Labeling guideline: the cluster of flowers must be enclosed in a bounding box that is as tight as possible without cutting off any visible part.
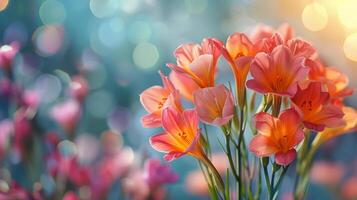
[140,23,357,199]
[0,43,177,199]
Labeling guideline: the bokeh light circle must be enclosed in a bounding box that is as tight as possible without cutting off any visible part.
[39,0,66,25]
[302,2,328,32]
[34,74,62,103]
[343,33,357,62]
[337,0,357,29]
[86,90,115,118]
[132,42,159,70]
[89,0,119,18]
[33,25,64,57]
[128,21,152,43]
[0,0,9,12]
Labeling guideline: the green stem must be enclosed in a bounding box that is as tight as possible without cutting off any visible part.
[270,169,276,200]
[201,154,225,194]
[225,134,240,183]
[262,158,271,195]
[273,166,289,194]
[237,108,245,198]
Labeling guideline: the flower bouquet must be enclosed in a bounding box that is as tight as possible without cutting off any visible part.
[140,23,357,200]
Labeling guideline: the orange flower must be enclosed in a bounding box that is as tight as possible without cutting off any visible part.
[149,107,204,161]
[249,108,304,166]
[291,82,345,132]
[169,71,200,102]
[140,71,182,128]
[167,38,222,88]
[193,84,235,126]
[246,45,309,97]
[313,106,357,146]
[307,61,353,105]
[220,32,255,108]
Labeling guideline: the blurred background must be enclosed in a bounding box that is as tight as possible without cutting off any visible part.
[0,0,357,199]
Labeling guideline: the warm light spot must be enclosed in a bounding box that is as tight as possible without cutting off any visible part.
[343,33,357,62]
[302,2,328,32]
[0,0,9,12]
[337,0,357,29]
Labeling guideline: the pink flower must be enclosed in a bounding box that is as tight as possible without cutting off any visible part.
[249,108,304,166]
[167,38,222,88]
[69,75,88,102]
[193,84,235,126]
[169,71,200,102]
[246,45,309,97]
[50,99,81,134]
[0,42,19,72]
[143,158,178,189]
[140,71,182,128]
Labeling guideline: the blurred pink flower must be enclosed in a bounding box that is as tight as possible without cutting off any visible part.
[59,156,91,187]
[310,161,344,186]
[193,84,235,126]
[0,119,13,161]
[143,158,178,189]
[87,131,131,198]
[0,78,12,96]
[21,90,40,110]
[341,176,357,199]
[50,99,81,134]
[0,182,34,200]
[13,109,33,158]
[69,75,88,102]
[63,191,79,200]
[0,42,19,72]
[123,170,150,200]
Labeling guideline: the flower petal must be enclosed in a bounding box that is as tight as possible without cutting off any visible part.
[249,135,278,157]
[275,149,297,166]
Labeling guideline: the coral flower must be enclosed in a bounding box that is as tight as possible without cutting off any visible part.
[143,158,178,189]
[249,23,294,44]
[313,106,357,146]
[249,108,304,166]
[169,71,200,101]
[150,107,204,161]
[291,82,345,132]
[167,38,222,88]
[220,32,255,108]
[246,45,309,96]
[193,84,235,126]
[307,61,353,105]
[140,71,182,128]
